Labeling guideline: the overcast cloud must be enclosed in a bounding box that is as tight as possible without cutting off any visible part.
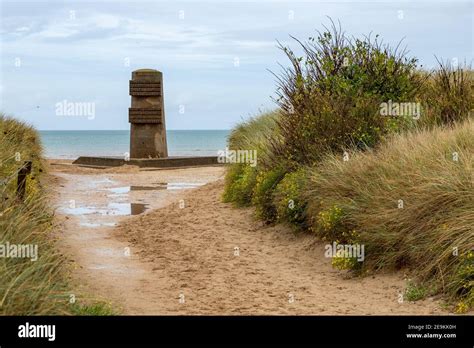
[0,0,472,130]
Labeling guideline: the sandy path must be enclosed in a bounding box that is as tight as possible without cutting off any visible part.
[50,161,445,315]
[114,181,445,315]
[48,161,224,313]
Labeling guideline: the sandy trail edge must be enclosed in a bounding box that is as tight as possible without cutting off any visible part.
[113,180,446,315]
[48,161,446,314]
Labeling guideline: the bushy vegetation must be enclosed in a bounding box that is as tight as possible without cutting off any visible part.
[273,167,309,227]
[222,164,258,206]
[223,21,474,312]
[252,167,286,222]
[271,21,423,166]
[223,111,281,206]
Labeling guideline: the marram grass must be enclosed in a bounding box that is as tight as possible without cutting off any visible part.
[224,115,473,311]
[0,114,114,315]
[0,114,71,315]
[305,119,473,311]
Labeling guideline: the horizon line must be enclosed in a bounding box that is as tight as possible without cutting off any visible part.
[38,129,231,131]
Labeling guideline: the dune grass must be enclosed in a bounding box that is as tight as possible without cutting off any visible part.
[306,120,473,311]
[224,111,473,312]
[0,114,72,314]
[0,114,116,315]
[227,110,281,169]
[223,111,282,206]
[223,22,473,312]
[420,60,474,127]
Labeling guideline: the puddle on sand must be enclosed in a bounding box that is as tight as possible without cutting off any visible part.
[165,182,205,190]
[107,186,130,194]
[59,180,203,229]
[110,202,148,215]
[130,185,161,191]
[60,203,148,216]
[107,182,204,194]
[60,206,97,215]
[90,177,115,187]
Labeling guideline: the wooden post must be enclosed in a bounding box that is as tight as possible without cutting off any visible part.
[17,161,32,200]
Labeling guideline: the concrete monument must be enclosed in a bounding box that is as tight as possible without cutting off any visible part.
[129,69,168,158]
[73,69,220,167]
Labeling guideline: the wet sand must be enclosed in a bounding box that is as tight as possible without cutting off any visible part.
[48,160,446,315]
[47,160,224,313]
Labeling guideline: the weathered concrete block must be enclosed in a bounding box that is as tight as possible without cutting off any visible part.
[129,69,168,158]
[72,156,222,168]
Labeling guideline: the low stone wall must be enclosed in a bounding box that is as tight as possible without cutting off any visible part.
[72,156,221,168]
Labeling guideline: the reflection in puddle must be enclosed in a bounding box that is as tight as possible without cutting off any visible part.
[60,206,99,215]
[60,203,148,216]
[107,182,204,194]
[109,202,148,215]
[59,180,203,229]
[108,186,130,194]
[131,185,160,191]
[165,182,205,190]
[90,177,114,187]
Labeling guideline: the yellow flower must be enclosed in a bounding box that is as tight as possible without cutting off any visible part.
[455,301,469,314]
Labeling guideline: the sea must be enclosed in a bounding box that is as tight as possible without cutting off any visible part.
[39,130,230,159]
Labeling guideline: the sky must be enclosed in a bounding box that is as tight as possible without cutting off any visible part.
[0,0,472,130]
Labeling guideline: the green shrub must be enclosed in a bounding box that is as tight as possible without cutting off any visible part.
[452,250,474,313]
[223,164,258,207]
[405,281,429,302]
[71,301,116,315]
[223,111,284,207]
[331,252,361,271]
[273,167,309,227]
[223,163,244,203]
[272,21,423,166]
[316,205,344,235]
[252,167,287,222]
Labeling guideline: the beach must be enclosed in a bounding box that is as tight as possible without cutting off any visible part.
[1,1,472,344]
[48,160,446,315]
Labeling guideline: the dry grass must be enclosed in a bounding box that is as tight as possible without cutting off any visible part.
[0,114,73,314]
[306,120,473,310]
[420,60,474,127]
[227,110,281,169]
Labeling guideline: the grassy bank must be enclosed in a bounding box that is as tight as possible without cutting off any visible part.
[223,22,473,312]
[224,115,473,314]
[0,114,114,315]
[306,120,473,312]
[0,114,71,314]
